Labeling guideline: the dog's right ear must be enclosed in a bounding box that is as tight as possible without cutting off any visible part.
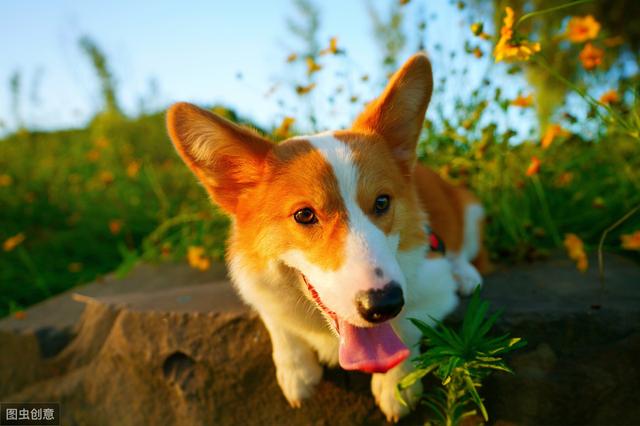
[167,102,273,215]
[352,53,433,175]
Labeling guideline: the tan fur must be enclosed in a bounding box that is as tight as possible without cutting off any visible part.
[350,54,487,271]
[352,54,433,175]
[334,130,428,252]
[231,139,351,273]
[167,102,272,214]
[414,166,490,273]
[166,52,486,422]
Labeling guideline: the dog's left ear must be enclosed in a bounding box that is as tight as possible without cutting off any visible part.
[166,102,273,215]
[352,53,433,172]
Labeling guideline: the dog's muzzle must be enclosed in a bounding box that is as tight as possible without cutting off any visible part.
[355,282,404,323]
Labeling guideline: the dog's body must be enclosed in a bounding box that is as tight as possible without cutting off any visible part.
[167,53,487,422]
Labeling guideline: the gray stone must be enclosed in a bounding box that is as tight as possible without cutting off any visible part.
[0,253,639,425]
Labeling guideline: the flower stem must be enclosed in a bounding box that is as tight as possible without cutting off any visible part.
[598,203,640,288]
[515,0,593,30]
[532,176,562,246]
[534,56,637,138]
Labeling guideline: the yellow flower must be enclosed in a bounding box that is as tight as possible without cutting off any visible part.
[495,39,540,62]
[109,219,123,235]
[511,94,533,107]
[3,233,25,252]
[86,149,101,162]
[541,124,570,149]
[470,22,492,40]
[556,171,574,187]
[473,47,483,58]
[579,43,604,70]
[126,161,141,178]
[295,83,316,95]
[320,37,340,55]
[306,57,322,75]
[599,90,620,105]
[286,53,297,63]
[187,246,211,271]
[526,156,541,177]
[274,116,295,139]
[564,233,588,272]
[98,170,115,185]
[576,256,588,272]
[94,137,110,149]
[0,174,13,187]
[566,15,600,43]
[494,7,541,62]
[621,231,640,250]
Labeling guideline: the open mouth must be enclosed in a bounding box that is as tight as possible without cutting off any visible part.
[301,274,409,373]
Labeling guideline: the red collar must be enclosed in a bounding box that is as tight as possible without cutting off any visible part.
[428,231,446,255]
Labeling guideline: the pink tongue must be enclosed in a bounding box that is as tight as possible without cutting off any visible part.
[337,318,410,373]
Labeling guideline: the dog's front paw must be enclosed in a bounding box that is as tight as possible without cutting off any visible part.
[451,259,483,296]
[275,359,323,408]
[372,370,423,423]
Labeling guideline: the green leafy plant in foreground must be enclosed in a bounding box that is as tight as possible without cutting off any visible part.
[397,290,527,426]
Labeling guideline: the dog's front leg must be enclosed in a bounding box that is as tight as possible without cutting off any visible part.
[261,316,323,408]
[373,257,460,422]
[371,319,423,423]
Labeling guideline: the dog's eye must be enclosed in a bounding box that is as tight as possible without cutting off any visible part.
[374,195,391,215]
[294,208,318,225]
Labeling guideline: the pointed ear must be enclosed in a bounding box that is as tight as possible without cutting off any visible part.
[166,102,273,214]
[352,53,433,171]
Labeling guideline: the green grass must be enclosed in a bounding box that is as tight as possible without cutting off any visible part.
[0,111,229,317]
[1,103,639,318]
[419,126,640,261]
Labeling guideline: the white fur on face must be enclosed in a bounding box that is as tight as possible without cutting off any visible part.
[279,132,406,327]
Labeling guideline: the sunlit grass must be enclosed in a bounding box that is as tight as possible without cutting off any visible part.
[1,1,639,318]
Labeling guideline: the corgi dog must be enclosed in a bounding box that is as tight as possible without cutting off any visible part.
[166,53,487,422]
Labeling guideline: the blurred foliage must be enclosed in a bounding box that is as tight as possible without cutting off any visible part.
[469,0,640,125]
[286,0,321,58]
[79,36,121,117]
[0,112,231,317]
[9,71,23,131]
[282,0,323,131]
[366,0,407,73]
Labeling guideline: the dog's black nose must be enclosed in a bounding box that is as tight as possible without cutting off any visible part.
[356,282,404,323]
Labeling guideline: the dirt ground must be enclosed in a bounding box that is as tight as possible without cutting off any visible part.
[1,253,639,425]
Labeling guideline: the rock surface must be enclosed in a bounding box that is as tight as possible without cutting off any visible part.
[1,253,639,425]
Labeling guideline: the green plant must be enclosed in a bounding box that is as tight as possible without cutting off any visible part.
[397,290,526,425]
[79,36,121,117]
[9,70,23,130]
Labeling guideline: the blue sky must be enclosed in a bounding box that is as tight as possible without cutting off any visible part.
[0,0,534,135]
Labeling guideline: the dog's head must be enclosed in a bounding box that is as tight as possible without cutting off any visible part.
[167,53,433,373]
